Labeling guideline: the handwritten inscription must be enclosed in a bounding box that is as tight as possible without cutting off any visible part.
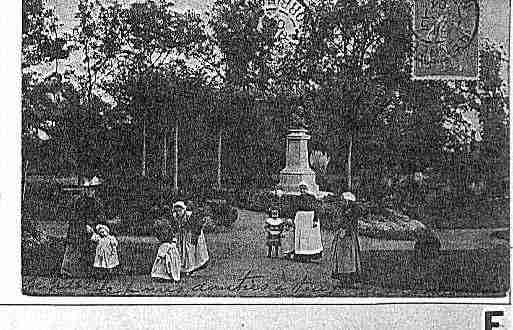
[23,269,345,296]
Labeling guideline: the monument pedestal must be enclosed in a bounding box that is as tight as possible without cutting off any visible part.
[278,128,319,194]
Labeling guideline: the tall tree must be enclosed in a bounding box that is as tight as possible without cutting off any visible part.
[22,0,71,201]
[285,0,412,190]
[98,0,207,182]
[208,0,281,189]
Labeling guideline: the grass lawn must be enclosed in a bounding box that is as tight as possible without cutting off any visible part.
[413,197,509,230]
[23,210,509,297]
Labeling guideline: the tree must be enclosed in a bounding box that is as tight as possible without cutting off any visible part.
[208,0,282,189]
[22,0,72,203]
[95,0,207,184]
[73,0,123,113]
[455,41,510,196]
[283,0,412,190]
[22,0,70,70]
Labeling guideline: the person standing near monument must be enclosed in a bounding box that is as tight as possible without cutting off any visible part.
[263,206,285,258]
[291,182,323,262]
[329,192,362,285]
[60,177,106,278]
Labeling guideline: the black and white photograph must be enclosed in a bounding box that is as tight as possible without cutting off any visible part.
[20,0,510,300]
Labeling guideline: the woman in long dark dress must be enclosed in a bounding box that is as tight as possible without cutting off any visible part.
[173,201,210,275]
[330,192,362,284]
[60,179,106,278]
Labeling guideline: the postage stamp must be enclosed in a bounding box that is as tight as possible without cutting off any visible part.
[19,0,509,314]
[412,0,480,79]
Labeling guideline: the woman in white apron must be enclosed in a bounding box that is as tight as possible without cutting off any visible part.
[292,182,323,262]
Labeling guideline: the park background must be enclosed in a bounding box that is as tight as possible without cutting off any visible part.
[19,0,510,297]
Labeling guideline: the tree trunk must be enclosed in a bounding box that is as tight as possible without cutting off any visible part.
[162,131,168,179]
[347,132,353,191]
[174,122,178,191]
[142,112,147,177]
[21,159,29,206]
[85,42,93,116]
[347,102,359,192]
[54,29,59,75]
[217,128,223,190]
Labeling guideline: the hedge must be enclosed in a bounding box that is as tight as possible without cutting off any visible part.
[23,179,239,236]
[217,189,440,250]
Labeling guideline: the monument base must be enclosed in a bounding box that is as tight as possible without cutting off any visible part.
[279,168,319,194]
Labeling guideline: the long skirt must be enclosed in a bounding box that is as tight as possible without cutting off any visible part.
[330,228,361,278]
[151,243,181,281]
[294,211,323,257]
[60,242,94,278]
[180,230,210,274]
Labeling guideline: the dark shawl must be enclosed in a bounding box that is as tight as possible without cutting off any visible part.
[66,195,104,246]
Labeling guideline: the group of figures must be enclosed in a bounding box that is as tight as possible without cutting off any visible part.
[150,201,210,282]
[59,178,361,286]
[59,179,210,283]
[60,178,115,278]
[264,183,363,284]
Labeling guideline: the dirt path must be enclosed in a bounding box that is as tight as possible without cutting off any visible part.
[39,210,510,251]
[24,210,509,296]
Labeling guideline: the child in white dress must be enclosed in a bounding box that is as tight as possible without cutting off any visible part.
[90,224,119,278]
[151,218,181,282]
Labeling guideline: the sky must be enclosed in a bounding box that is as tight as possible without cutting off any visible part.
[46,0,510,44]
[44,0,510,80]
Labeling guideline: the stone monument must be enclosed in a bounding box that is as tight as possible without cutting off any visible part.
[278,106,319,194]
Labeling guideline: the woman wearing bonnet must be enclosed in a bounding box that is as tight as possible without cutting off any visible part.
[60,176,106,278]
[330,192,363,285]
[173,201,210,275]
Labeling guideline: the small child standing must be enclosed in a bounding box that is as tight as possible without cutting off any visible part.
[264,207,284,258]
[90,224,119,278]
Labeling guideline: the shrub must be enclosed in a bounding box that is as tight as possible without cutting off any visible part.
[310,150,330,175]
[221,188,352,230]
[24,176,239,234]
[206,199,239,228]
[23,182,69,222]
[226,189,282,212]
[316,200,349,231]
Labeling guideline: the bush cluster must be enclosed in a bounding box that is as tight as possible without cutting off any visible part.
[23,178,239,236]
[220,188,352,230]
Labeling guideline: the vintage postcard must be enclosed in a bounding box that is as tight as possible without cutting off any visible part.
[16,0,511,321]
